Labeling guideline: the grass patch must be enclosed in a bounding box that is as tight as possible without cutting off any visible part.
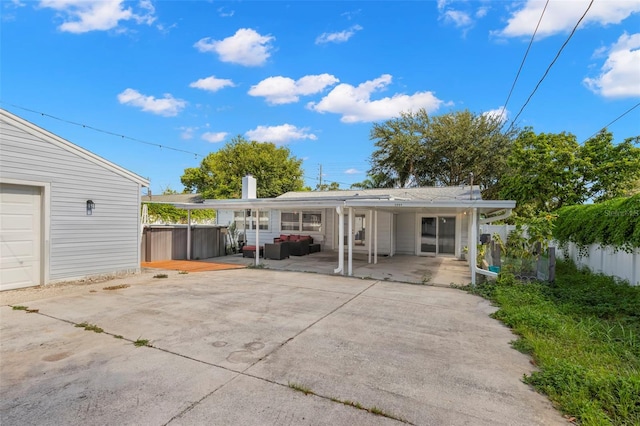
[12,305,28,310]
[464,260,640,425]
[134,338,150,347]
[178,270,189,274]
[25,308,39,313]
[153,274,168,279]
[113,335,123,339]
[247,263,267,269]
[287,382,409,423]
[287,381,312,395]
[103,284,130,290]
[75,322,104,333]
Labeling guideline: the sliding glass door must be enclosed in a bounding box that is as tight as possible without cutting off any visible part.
[419,216,456,256]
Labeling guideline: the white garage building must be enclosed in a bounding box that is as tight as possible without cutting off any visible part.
[0,109,149,291]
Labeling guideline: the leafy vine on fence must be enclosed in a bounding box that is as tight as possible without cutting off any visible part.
[553,195,640,255]
[144,203,216,224]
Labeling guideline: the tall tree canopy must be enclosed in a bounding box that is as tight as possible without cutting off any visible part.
[181,136,306,198]
[500,128,640,217]
[368,109,516,198]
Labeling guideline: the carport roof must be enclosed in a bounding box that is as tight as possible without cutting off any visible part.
[168,189,515,215]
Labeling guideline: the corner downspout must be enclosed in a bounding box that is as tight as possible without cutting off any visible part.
[367,209,372,264]
[187,209,192,260]
[255,208,260,266]
[470,207,478,286]
[348,207,353,276]
[374,210,378,264]
[334,205,344,274]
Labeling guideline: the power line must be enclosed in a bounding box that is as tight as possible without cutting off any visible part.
[506,0,595,133]
[499,0,550,123]
[1,102,207,159]
[582,102,640,143]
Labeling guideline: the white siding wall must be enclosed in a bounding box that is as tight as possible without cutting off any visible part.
[220,208,329,247]
[373,211,392,254]
[0,121,142,282]
[324,208,334,249]
[395,212,416,254]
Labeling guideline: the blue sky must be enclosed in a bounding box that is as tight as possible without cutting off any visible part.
[2,0,639,195]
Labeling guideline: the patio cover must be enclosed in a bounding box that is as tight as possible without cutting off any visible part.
[166,193,516,286]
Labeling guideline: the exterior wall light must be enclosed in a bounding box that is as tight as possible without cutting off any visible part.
[86,200,95,215]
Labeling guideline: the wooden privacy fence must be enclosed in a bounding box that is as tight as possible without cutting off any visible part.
[141,225,227,262]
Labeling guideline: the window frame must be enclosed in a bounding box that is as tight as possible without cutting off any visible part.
[280,210,323,233]
[233,210,269,231]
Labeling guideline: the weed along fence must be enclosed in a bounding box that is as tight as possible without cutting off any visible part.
[555,244,639,286]
[141,225,227,262]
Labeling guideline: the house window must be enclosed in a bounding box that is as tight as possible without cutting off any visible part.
[280,212,300,231]
[234,210,269,232]
[280,211,322,233]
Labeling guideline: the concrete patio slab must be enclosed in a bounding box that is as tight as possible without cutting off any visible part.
[0,305,236,426]
[0,269,564,426]
[209,252,472,286]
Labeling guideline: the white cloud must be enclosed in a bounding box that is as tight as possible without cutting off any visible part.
[189,76,235,92]
[442,10,472,28]
[483,106,509,123]
[217,7,234,17]
[495,0,640,39]
[316,25,363,44]
[180,126,195,140]
[38,0,156,33]
[245,124,317,145]
[584,32,640,98]
[194,28,274,66]
[117,88,186,116]
[202,132,228,143]
[249,74,339,104]
[307,74,444,123]
[344,168,362,174]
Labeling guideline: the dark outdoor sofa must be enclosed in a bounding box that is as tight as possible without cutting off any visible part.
[273,234,321,256]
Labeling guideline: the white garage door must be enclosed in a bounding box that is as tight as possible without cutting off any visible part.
[0,183,42,291]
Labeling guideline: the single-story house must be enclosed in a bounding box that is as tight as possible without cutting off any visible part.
[0,108,149,291]
[172,176,516,285]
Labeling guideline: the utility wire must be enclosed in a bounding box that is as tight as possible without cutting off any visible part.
[1,102,207,159]
[499,0,550,124]
[582,102,640,143]
[506,0,595,133]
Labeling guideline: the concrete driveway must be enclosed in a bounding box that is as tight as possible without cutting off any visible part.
[0,269,564,426]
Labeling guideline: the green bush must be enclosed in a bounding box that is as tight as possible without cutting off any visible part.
[554,195,640,254]
[467,260,640,425]
[144,203,216,224]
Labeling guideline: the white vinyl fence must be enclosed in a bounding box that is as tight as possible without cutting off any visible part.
[555,243,639,287]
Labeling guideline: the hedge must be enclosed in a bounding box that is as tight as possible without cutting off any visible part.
[553,195,640,254]
[144,203,216,224]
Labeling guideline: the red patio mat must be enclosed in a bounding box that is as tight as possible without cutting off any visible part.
[141,260,246,272]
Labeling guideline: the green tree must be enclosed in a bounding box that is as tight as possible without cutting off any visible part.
[420,110,516,198]
[350,172,395,189]
[500,129,586,216]
[315,181,341,191]
[181,136,305,198]
[500,128,640,217]
[367,109,515,197]
[579,131,640,202]
[369,109,427,188]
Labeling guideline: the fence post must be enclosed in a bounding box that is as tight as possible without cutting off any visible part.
[549,247,556,283]
[491,242,501,268]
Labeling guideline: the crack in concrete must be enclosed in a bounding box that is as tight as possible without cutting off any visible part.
[11,280,412,425]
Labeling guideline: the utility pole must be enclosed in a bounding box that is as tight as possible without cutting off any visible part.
[319,164,323,188]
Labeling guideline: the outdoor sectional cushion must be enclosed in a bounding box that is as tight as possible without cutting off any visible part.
[289,239,310,256]
[265,242,290,260]
[242,245,263,258]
